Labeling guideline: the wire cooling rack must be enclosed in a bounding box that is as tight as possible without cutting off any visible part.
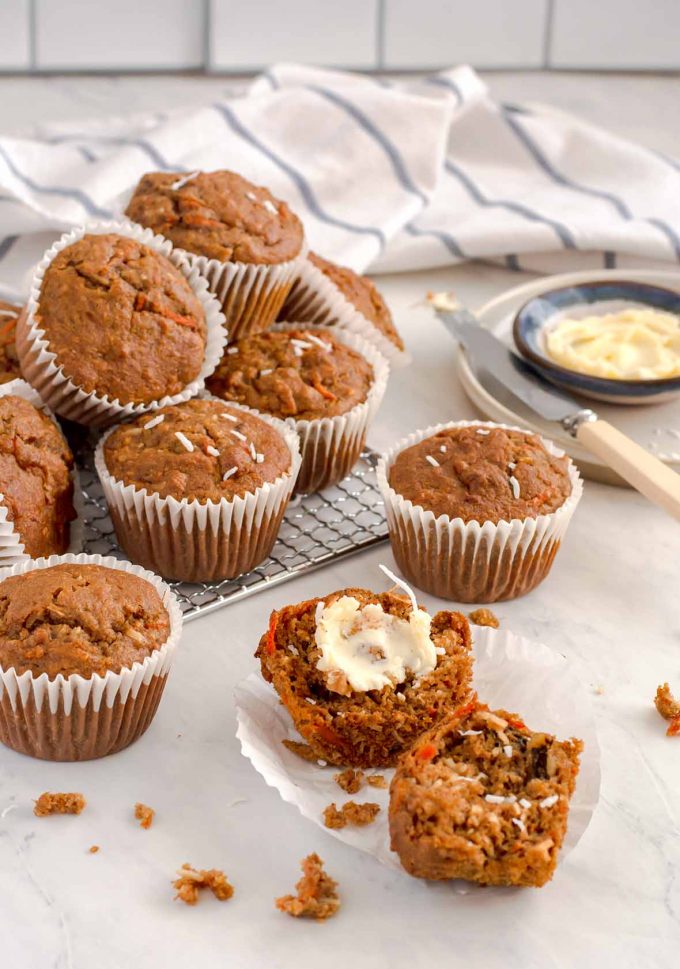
[76,445,389,622]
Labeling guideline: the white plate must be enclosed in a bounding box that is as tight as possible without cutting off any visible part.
[235,626,600,893]
[455,268,680,486]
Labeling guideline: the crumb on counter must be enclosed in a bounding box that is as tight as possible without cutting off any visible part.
[323,801,380,829]
[334,768,364,794]
[88,845,99,854]
[593,685,605,696]
[276,853,340,921]
[655,683,680,736]
[34,792,86,817]
[366,774,387,789]
[426,291,460,312]
[282,739,319,763]
[468,608,500,629]
[173,864,234,905]
[135,802,155,829]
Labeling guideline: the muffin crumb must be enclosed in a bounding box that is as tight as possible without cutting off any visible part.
[135,802,155,829]
[366,774,387,789]
[468,608,500,629]
[173,864,234,905]
[276,853,340,921]
[88,845,100,854]
[283,739,319,762]
[334,769,364,793]
[34,792,86,817]
[323,801,380,829]
[655,683,680,736]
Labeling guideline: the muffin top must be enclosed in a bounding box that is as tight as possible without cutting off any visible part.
[0,300,22,384]
[0,395,75,558]
[206,329,374,421]
[125,170,304,265]
[308,252,404,351]
[103,397,292,502]
[37,233,207,405]
[0,563,170,678]
[388,425,571,524]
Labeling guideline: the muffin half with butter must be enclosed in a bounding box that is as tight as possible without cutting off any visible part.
[256,573,473,768]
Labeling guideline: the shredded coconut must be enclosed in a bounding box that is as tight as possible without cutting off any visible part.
[306,333,332,351]
[206,445,220,457]
[220,412,238,421]
[476,428,490,435]
[226,346,239,355]
[231,429,247,442]
[503,745,513,758]
[256,452,264,464]
[259,368,273,376]
[263,199,278,214]
[143,414,165,430]
[511,817,525,831]
[519,798,532,809]
[440,445,447,453]
[170,170,199,190]
[222,466,238,481]
[425,455,440,467]
[175,431,194,452]
[509,475,521,499]
[458,729,482,736]
[540,795,559,809]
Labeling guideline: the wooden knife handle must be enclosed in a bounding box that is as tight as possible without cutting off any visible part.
[576,419,680,521]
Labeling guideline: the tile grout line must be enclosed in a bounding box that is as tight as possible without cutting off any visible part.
[542,0,555,69]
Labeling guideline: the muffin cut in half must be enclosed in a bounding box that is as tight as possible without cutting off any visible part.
[389,701,583,887]
[256,577,473,768]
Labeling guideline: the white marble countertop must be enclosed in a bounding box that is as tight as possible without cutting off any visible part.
[0,72,679,969]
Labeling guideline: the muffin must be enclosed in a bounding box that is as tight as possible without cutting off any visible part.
[95,396,300,582]
[256,584,473,768]
[125,170,306,340]
[206,326,389,493]
[0,300,23,384]
[0,384,76,560]
[16,222,226,427]
[0,555,182,761]
[279,251,408,367]
[378,421,583,603]
[389,701,583,887]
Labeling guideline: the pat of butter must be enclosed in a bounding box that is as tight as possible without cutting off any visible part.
[315,596,436,693]
[545,308,680,381]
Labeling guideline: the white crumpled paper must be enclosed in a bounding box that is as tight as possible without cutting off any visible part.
[235,627,601,880]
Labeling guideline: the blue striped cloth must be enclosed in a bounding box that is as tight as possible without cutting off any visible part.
[0,64,678,299]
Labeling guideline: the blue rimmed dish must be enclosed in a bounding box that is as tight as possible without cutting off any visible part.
[513,280,680,405]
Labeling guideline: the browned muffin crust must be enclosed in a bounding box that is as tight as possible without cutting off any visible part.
[0,395,75,557]
[388,426,571,524]
[307,252,404,351]
[206,329,374,421]
[389,702,583,887]
[256,588,473,768]
[0,300,22,384]
[104,397,291,502]
[125,170,304,265]
[0,563,170,678]
[36,233,207,405]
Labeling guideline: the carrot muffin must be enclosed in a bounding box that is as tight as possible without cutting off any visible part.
[207,327,387,493]
[256,583,473,768]
[378,421,582,603]
[389,701,583,887]
[23,233,207,407]
[125,170,305,338]
[0,557,179,761]
[0,393,75,557]
[97,397,299,582]
[0,300,22,384]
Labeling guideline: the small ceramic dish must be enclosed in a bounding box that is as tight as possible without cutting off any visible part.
[513,280,680,405]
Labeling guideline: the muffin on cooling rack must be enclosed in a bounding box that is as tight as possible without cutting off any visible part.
[256,574,473,768]
[206,325,388,493]
[0,554,181,761]
[389,700,583,887]
[96,396,300,583]
[125,169,306,339]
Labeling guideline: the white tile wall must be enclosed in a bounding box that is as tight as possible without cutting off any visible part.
[550,0,680,70]
[0,0,31,69]
[209,0,378,71]
[383,0,547,69]
[34,0,204,70]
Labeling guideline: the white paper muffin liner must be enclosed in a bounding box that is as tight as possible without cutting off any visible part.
[235,625,600,889]
[280,254,410,368]
[271,324,390,493]
[0,379,84,567]
[183,238,307,342]
[94,401,302,583]
[0,552,183,761]
[377,420,584,603]
[15,220,228,428]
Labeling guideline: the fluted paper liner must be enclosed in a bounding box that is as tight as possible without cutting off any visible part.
[16,220,227,428]
[95,403,301,583]
[273,324,390,494]
[0,552,183,761]
[235,625,600,886]
[281,254,410,368]
[183,239,307,342]
[0,379,84,567]
[377,420,583,603]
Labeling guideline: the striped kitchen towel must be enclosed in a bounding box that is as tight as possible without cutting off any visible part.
[0,62,678,299]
